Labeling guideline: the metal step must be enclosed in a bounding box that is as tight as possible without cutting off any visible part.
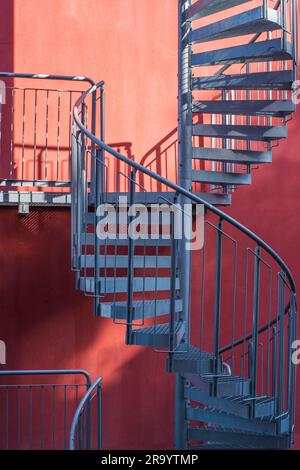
[80,255,171,269]
[129,321,185,348]
[192,100,295,117]
[185,386,250,419]
[185,386,277,420]
[192,147,272,164]
[192,170,251,186]
[88,191,232,206]
[81,234,173,246]
[167,345,216,375]
[188,0,252,21]
[191,7,281,44]
[192,39,293,67]
[78,276,180,294]
[186,406,277,435]
[193,124,287,141]
[187,426,289,449]
[192,70,295,91]
[187,373,251,398]
[97,298,183,319]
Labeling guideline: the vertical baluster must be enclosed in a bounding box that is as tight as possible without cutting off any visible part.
[277,273,285,415]
[5,386,9,450]
[251,246,261,404]
[289,293,297,444]
[33,90,38,182]
[168,204,178,370]
[40,385,44,450]
[272,326,278,400]
[63,385,67,450]
[71,125,76,268]
[52,385,56,449]
[90,86,97,203]
[126,170,136,344]
[56,91,61,181]
[213,218,223,395]
[28,385,32,450]
[282,0,288,51]
[9,88,14,178]
[21,89,26,181]
[17,386,21,449]
[97,383,102,450]
[45,90,49,180]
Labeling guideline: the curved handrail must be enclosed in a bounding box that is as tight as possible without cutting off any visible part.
[0,72,95,86]
[69,376,102,450]
[73,81,296,295]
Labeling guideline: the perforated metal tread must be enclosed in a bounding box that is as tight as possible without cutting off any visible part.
[187,426,289,449]
[97,298,183,319]
[130,321,185,348]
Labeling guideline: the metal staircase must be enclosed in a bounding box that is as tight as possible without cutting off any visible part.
[69,0,298,450]
[0,0,297,451]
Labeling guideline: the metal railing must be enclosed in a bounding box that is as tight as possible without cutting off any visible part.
[69,377,102,450]
[0,369,96,450]
[0,73,96,201]
[191,0,298,194]
[72,71,297,440]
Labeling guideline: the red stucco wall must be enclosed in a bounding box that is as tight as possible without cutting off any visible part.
[0,0,299,449]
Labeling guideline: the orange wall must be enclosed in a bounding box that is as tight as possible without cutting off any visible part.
[0,0,299,449]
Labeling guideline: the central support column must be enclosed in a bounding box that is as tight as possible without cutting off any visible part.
[174,0,192,450]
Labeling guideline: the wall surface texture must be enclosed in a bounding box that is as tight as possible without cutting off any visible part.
[0,0,299,449]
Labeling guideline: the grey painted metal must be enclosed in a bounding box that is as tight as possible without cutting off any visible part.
[130,322,185,348]
[186,373,251,398]
[126,171,136,344]
[68,0,298,450]
[79,276,180,294]
[176,0,193,449]
[191,7,281,44]
[186,406,277,434]
[192,71,295,91]
[96,191,231,206]
[192,100,295,117]
[73,88,296,293]
[187,426,289,449]
[69,377,102,450]
[80,255,172,269]
[251,247,261,406]
[191,39,293,67]
[168,346,216,375]
[193,124,288,141]
[0,370,92,450]
[97,299,183,320]
[192,148,272,164]
[192,170,251,185]
[213,218,223,395]
[188,0,251,21]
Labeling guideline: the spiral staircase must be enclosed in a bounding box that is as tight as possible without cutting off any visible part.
[68,0,299,449]
[0,0,298,451]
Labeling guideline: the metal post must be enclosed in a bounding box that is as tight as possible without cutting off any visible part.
[251,246,261,403]
[97,383,102,450]
[174,374,187,450]
[168,205,178,370]
[282,0,288,51]
[272,326,277,399]
[125,171,136,345]
[175,0,192,449]
[277,273,285,416]
[213,218,223,396]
